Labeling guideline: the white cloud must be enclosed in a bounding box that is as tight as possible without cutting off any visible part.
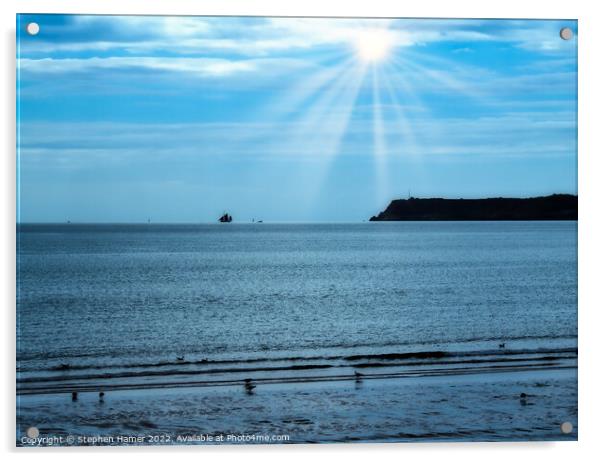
[18,110,576,165]
[452,47,475,54]
[19,16,575,57]
[18,56,305,77]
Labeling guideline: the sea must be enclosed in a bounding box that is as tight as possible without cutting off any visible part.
[16,222,578,444]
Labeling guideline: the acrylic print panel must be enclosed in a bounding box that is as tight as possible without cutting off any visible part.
[16,15,578,446]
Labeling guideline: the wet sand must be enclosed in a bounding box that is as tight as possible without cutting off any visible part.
[17,366,577,445]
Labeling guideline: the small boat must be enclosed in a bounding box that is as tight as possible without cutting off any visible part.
[219,212,232,223]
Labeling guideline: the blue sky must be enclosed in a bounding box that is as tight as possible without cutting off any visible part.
[17,15,577,222]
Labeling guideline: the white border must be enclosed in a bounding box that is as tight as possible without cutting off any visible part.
[3,1,601,460]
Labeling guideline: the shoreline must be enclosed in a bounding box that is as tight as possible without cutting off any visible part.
[17,362,577,396]
[17,345,577,396]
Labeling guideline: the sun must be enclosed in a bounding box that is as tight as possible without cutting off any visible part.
[355,29,393,63]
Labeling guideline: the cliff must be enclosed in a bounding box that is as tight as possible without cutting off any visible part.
[369,194,577,221]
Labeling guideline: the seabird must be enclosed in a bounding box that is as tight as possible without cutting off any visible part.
[58,363,71,370]
[99,391,105,402]
[354,371,364,381]
[499,343,506,349]
[176,356,185,361]
[71,391,78,401]
[244,378,256,393]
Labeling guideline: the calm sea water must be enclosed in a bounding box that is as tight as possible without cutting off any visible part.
[16,222,578,443]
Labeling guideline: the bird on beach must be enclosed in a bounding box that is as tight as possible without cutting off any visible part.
[244,378,256,394]
[71,391,78,401]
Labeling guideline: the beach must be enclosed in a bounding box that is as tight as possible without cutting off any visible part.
[18,366,577,445]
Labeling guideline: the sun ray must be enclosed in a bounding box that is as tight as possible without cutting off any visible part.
[259,55,357,120]
[371,66,390,204]
[390,53,485,101]
[379,62,421,157]
[378,63,429,197]
[382,58,429,115]
[286,62,367,157]
[224,55,357,165]
[300,62,369,212]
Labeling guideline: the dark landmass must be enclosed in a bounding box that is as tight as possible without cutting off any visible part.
[369,194,577,221]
